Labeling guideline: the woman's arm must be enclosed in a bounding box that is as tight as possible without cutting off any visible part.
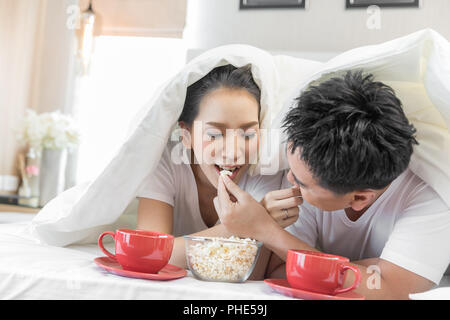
[137,197,173,234]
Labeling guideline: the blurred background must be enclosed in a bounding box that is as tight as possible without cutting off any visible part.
[1,0,449,210]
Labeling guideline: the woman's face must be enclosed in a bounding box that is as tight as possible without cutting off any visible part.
[181,87,260,189]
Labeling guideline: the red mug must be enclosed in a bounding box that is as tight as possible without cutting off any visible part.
[98,229,174,274]
[286,249,361,296]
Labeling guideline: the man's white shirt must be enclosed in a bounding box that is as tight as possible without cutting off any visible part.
[283,168,450,285]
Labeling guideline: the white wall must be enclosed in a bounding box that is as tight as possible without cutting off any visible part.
[30,0,77,115]
[184,0,450,60]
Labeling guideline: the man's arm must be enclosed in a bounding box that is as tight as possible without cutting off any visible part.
[267,254,434,299]
[216,174,435,300]
[262,221,435,299]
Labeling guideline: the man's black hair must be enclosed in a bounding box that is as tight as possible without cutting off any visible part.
[283,70,418,194]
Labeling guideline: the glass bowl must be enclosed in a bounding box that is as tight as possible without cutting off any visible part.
[184,235,263,283]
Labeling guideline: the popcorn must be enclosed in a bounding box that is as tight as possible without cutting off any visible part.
[186,236,259,282]
[220,170,233,177]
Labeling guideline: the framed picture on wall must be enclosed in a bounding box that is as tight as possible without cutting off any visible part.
[239,0,305,10]
[346,0,419,8]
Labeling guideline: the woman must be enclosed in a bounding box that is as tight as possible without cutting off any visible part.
[136,65,301,278]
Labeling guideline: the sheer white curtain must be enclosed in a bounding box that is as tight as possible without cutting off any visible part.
[71,0,188,185]
[0,0,188,193]
[0,0,39,191]
[73,36,187,184]
[0,0,77,193]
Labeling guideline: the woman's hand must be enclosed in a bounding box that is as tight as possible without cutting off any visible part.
[214,174,277,240]
[260,188,303,228]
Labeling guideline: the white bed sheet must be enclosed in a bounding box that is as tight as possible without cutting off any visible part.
[0,219,449,300]
[0,221,293,300]
[0,212,36,224]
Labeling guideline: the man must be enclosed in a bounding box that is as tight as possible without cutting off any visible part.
[213,70,450,299]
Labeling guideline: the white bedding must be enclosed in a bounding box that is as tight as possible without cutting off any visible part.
[29,29,450,249]
[0,221,448,300]
[3,29,450,300]
[0,212,35,224]
[0,222,293,300]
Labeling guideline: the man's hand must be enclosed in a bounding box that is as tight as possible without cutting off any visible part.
[213,174,277,240]
[260,188,302,229]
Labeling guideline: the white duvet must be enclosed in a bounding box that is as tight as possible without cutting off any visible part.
[29,29,450,247]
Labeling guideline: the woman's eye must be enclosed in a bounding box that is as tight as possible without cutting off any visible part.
[242,131,257,139]
[207,132,223,140]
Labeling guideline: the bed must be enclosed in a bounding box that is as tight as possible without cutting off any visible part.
[0,213,449,300]
[0,217,294,300]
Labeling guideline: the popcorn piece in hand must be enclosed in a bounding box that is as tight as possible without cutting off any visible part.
[220,170,233,177]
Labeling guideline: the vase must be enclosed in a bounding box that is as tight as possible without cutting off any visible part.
[65,147,79,191]
[39,148,67,207]
[18,147,41,208]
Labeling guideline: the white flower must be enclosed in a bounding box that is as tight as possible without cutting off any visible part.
[17,108,81,150]
[16,109,45,149]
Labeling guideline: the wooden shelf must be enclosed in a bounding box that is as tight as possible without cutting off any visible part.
[0,204,41,214]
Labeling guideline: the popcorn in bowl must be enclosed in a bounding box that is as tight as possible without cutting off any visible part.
[184,236,263,282]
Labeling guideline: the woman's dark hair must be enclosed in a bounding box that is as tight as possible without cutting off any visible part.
[178,65,261,125]
[283,70,418,195]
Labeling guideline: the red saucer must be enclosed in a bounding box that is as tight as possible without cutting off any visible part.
[94,256,187,280]
[264,279,365,300]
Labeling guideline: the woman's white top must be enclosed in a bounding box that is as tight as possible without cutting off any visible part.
[137,142,283,237]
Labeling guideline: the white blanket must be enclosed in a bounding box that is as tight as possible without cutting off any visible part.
[0,222,294,300]
[29,29,450,247]
[0,222,447,299]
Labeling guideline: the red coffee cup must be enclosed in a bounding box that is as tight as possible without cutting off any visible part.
[98,229,174,274]
[286,249,361,296]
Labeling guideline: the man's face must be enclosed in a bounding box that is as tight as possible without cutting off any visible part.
[286,145,353,212]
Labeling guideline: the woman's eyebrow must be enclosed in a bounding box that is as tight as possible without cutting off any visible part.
[205,121,259,129]
[240,121,259,129]
[205,122,225,128]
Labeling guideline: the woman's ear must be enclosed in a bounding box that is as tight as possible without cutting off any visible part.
[178,121,192,149]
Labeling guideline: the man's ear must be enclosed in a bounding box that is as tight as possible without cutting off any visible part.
[349,190,377,212]
[178,121,192,149]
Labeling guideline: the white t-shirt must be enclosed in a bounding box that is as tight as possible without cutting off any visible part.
[136,142,284,237]
[283,168,450,285]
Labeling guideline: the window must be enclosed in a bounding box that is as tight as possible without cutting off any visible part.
[73,36,186,183]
